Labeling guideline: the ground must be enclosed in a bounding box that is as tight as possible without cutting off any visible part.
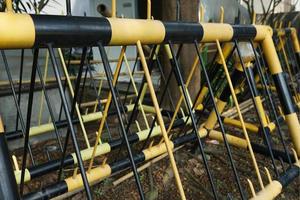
[12,88,300,199]
[17,109,300,200]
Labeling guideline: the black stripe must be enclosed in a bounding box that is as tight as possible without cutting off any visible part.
[109,133,139,150]
[0,134,20,200]
[251,142,295,163]
[31,15,112,47]
[284,28,292,34]
[111,153,145,173]
[272,73,295,115]
[244,66,259,97]
[278,166,300,187]
[295,52,300,68]
[163,22,203,43]
[232,25,257,40]
[22,181,68,200]
[219,69,244,102]
[29,154,74,179]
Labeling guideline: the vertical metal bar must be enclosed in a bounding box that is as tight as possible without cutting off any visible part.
[194,40,245,200]
[58,48,72,123]
[19,48,39,195]
[47,44,92,199]
[234,40,279,177]
[78,66,88,107]
[66,0,71,15]
[285,34,299,77]
[123,54,138,106]
[57,48,90,148]
[1,50,35,166]
[216,39,264,189]
[0,117,20,200]
[138,57,174,152]
[136,40,186,200]
[90,46,126,167]
[124,46,158,138]
[36,62,63,152]
[15,49,24,132]
[251,41,292,165]
[168,41,218,199]
[85,58,113,141]
[155,52,176,112]
[98,43,145,199]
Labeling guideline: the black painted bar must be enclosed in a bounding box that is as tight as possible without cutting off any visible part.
[272,73,295,115]
[0,130,20,199]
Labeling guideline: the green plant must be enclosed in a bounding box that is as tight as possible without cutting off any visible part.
[94,187,104,198]
[0,0,60,14]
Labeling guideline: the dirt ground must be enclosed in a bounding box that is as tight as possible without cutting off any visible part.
[12,88,299,199]
[18,110,300,200]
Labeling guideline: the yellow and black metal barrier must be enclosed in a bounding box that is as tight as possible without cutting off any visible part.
[0,2,299,200]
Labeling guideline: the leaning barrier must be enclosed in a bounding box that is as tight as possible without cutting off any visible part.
[272,27,300,107]
[0,3,299,200]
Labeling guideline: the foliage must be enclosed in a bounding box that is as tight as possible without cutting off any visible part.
[242,0,299,24]
[0,0,60,14]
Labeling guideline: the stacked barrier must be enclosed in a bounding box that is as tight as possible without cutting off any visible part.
[0,0,299,199]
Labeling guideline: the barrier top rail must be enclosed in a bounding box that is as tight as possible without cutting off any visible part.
[1,13,271,48]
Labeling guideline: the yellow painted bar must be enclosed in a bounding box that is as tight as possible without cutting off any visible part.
[66,164,112,191]
[204,99,227,130]
[108,18,165,45]
[0,13,35,48]
[201,23,233,42]
[14,169,31,185]
[29,111,104,137]
[261,35,283,74]
[195,87,208,109]
[250,180,282,200]
[254,96,268,127]
[254,25,272,41]
[0,117,3,133]
[143,142,174,160]
[208,130,248,149]
[215,42,234,64]
[285,113,300,156]
[256,84,276,92]
[71,143,111,165]
[141,105,160,113]
[6,0,13,12]
[290,28,300,53]
[261,33,300,156]
[223,117,259,133]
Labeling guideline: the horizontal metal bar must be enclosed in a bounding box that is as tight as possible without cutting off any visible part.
[0,13,272,49]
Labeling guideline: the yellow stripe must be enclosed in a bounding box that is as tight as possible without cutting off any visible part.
[0,117,3,133]
[250,181,282,200]
[261,34,283,74]
[205,99,227,130]
[216,43,234,64]
[254,96,268,126]
[291,28,300,53]
[254,25,272,41]
[143,142,174,160]
[209,130,248,149]
[285,113,300,156]
[201,23,233,42]
[0,13,35,49]
[65,164,112,191]
[223,117,259,133]
[108,18,165,45]
[195,87,208,107]
[15,169,31,185]
[71,143,111,164]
